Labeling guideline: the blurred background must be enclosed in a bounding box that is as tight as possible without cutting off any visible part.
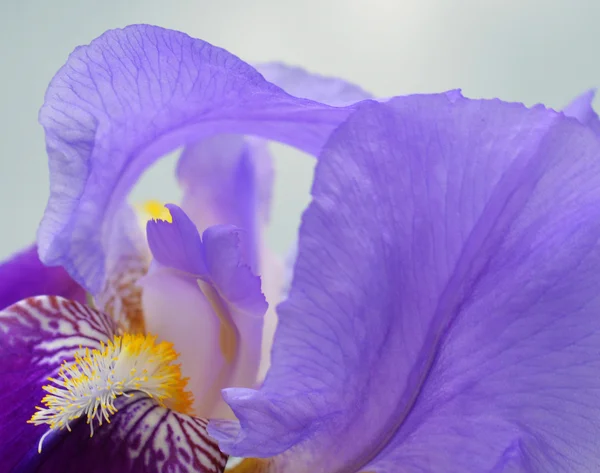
[0,0,599,259]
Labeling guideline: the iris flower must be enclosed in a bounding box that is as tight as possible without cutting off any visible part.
[0,24,371,472]
[2,22,600,473]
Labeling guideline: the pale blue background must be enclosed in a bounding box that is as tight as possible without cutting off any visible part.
[0,0,598,259]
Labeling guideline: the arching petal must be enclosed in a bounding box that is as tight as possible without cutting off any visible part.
[12,393,227,473]
[0,245,85,310]
[37,24,365,294]
[0,296,117,471]
[210,95,600,473]
[175,61,373,237]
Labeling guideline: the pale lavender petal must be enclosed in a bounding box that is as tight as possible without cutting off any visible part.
[144,207,266,416]
[0,296,117,471]
[0,245,85,310]
[37,25,364,294]
[210,95,600,473]
[139,263,225,417]
[562,89,600,132]
[145,205,266,318]
[201,225,266,402]
[95,204,149,332]
[147,204,207,276]
[255,62,373,106]
[176,136,271,274]
[12,393,227,473]
[176,136,277,382]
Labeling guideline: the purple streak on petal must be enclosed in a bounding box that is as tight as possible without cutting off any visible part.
[13,393,227,473]
[562,89,600,131]
[0,245,85,310]
[146,204,207,276]
[0,296,117,471]
[211,95,600,472]
[37,25,365,294]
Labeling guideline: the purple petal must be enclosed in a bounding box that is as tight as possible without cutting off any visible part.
[202,225,267,318]
[145,205,266,317]
[175,62,373,279]
[37,24,364,294]
[12,393,227,473]
[201,225,268,399]
[143,207,267,415]
[562,89,600,132]
[0,245,85,310]
[147,203,208,276]
[210,95,600,472]
[0,296,117,471]
[255,62,373,106]
[176,136,268,273]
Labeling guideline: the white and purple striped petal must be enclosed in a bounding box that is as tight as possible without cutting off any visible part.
[0,296,227,472]
[12,393,227,473]
[0,296,116,471]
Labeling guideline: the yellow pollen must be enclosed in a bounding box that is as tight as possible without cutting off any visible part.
[28,333,193,451]
[140,200,173,223]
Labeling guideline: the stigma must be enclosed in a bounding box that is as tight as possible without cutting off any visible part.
[29,333,193,451]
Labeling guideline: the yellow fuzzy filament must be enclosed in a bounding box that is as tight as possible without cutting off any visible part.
[29,333,193,451]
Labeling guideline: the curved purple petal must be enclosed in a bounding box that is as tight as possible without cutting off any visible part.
[12,393,227,473]
[210,95,600,472]
[37,24,365,294]
[147,204,208,276]
[0,245,85,310]
[0,296,117,471]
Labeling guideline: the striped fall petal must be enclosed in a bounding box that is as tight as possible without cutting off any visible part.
[0,296,227,473]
